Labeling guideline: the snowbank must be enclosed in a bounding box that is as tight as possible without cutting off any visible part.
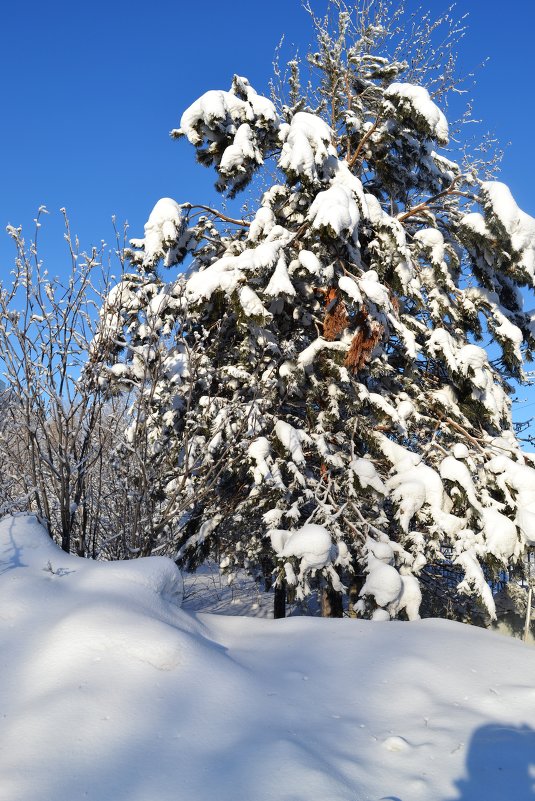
[2,515,535,801]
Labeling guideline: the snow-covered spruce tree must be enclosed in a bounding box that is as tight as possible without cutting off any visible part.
[95,3,535,620]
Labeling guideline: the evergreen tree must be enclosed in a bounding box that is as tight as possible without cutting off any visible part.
[95,2,535,620]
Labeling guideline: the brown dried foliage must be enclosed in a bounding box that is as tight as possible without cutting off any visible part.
[344,310,384,373]
[324,301,349,341]
[322,287,349,341]
[390,291,400,316]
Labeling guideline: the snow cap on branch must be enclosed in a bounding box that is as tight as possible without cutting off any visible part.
[384,82,449,144]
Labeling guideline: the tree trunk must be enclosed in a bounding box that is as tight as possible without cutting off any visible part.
[321,586,344,618]
[262,557,273,592]
[274,581,286,619]
[348,574,365,618]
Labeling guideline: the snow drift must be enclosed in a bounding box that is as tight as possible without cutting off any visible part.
[2,515,535,801]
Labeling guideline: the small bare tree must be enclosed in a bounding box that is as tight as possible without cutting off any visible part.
[0,209,113,554]
[0,208,253,563]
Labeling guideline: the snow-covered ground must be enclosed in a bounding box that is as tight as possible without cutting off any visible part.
[1,515,535,801]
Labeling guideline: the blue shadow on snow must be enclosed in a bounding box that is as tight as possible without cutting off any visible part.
[447,723,535,801]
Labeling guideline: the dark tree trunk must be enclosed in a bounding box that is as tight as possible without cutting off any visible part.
[61,522,70,554]
[321,587,344,618]
[262,557,273,592]
[274,581,286,619]
[348,574,365,618]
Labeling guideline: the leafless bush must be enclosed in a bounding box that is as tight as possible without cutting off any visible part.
[0,210,115,555]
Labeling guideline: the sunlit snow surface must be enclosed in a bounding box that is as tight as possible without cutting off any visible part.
[2,516,535,801]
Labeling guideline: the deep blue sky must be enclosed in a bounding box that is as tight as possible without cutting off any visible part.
[1,0,534,423]
[1,0,534,249]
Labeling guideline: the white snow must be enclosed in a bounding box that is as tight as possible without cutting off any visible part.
[390,572,422,621]
[338,274,363,304]
[273,523,333,573]
[481,181,535,278]
[163,345,190,383]
[185,239,288,304]
[130,198,186,267]
[427,331,510,426]
[461,211,491,239]
[453,442,470,459]
[457,344,509,423]
[486,455,535,546]
[179,89,250,143]
[178,82,278,146]
[350,457,386,494]
[362,556,403,607]
[278,111,334,183]
[274,419,311,465]
[439,454,481,511]
[219,122,260,174]
[480,507,520,563]
[298,249,322,275]
[238,285,271,318]
[264,254,296,297]
[245,82,280,125]
[427,326,459,373]
[358,269,391,308]
[384,82,449,144]
[186,259,245,302]
[296,336,348,369]
[247,437,284,489]
[3,515,535,801]
[465,287,524,361]
[382,437,444,524]
[455,548,497,620]
[413,226,445,265]
[247,205,275,242]
[307,183,360,238]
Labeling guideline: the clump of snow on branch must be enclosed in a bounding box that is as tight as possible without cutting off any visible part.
[279,112,335,184]
[130,198,188,268]
[480,181,535,279]
[384,83,449,144]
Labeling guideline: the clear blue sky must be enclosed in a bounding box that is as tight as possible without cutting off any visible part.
[1,0,534,423]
